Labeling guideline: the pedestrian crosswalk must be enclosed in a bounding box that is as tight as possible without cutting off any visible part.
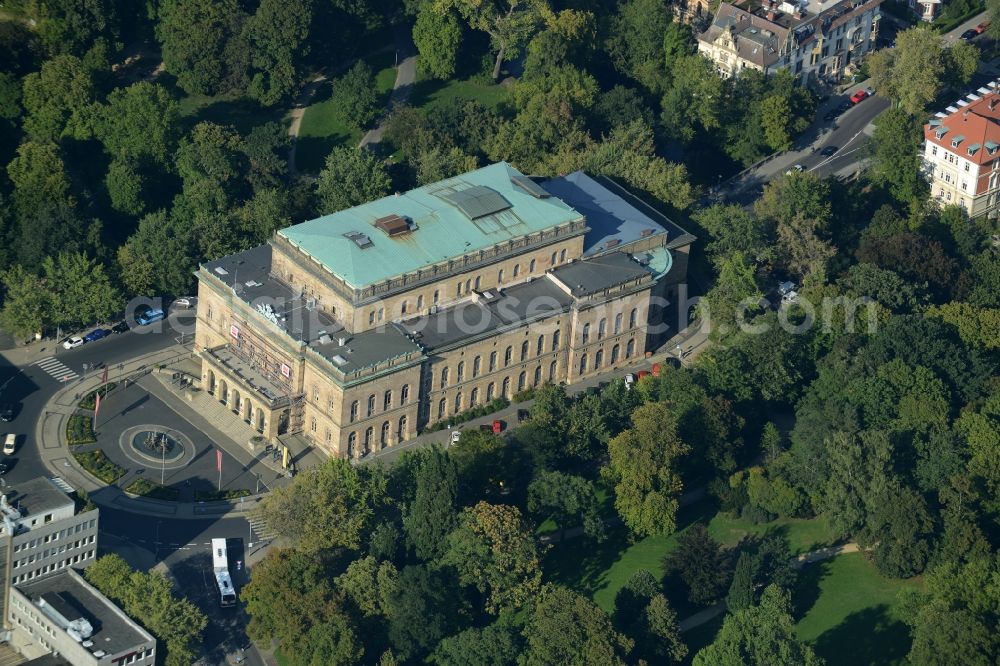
[33,357,78,382]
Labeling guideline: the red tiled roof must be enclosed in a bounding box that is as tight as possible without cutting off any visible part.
[924,93,1000,167]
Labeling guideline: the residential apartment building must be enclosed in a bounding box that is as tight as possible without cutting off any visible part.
[0,477,155,665]
[193,163,695,459]
[908,0,940,21]
[923,88,1000,218]
[697,0,882,82]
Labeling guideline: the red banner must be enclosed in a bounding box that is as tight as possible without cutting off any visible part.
[93,392,101,419]
[216,450,222,473]
[101,366,108,385]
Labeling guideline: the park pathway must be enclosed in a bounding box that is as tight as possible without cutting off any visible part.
[677,541,862,633]
[359,21,416,149]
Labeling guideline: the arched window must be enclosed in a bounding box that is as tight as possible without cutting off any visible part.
[417,295,424,310]
[401,384,410,404]
[520,340,529,362]
[470,387,479,405]
[498,269,504,283]
[579,354,588,375]
[517,371,526,391]
[550,251,557,265]
[549,360,557,381]
[595,349,603,369]
[529,258,536,272]
[552,329,560,350]
[367,394,376,417]
[348,431,357,456]
[309,417,317,433]
[369,311,375,325]
[377,308,384,321]
[454,393,462,412]
[629,308,638,328]
[473,356,481,377]
[364,427,373,450]
[350,400,359,422]
[383,390,392,410]
[598,318,606,340]
[457,281,463,296]
[559,249,567,262]
[398,415,407,440]
[504,346,513,366]
[438,399,446,419]
[489,351,498,371]
[474,276,481,290]
[536,335,544,355]
[513,264,520,278]
[614,313,623,335]
[533,366,542,385]
[380,421,390,447]
[582,324,590,344]
[502,376,511,398]
[457,361,465,382]
[611,344,620,364]
[626,339,635,358]
[487,382,495,401]
[465,279,471,293]
[401,300,408,315]
[433,290,440,304]
[440,367,449,388]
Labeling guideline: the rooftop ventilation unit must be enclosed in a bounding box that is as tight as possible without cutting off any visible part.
[214,267,229,276]
[331,355,348,366]
[606,239,622,249]
[37,592,93,642]
[640,228,655,237]
[343,231,373,248]
[374,214,412,237]
[437,186,512,219]
[337,336,349,346]
[244,280,261,287]
[318,333,332,345]
[511,175,551,198]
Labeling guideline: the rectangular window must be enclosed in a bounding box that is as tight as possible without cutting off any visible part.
[965,162,971,172]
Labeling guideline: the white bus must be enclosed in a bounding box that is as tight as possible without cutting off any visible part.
[211,538,237,608]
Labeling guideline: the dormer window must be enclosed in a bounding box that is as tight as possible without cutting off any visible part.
[968,143,981,156]
[935,126,949,139]
[951,134,964,148]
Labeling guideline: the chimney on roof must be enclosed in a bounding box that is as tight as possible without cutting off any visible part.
[767,9,776,20]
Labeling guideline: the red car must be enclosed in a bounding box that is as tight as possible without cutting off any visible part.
[849,89,868,105]
[976,21,989,34]
[652,363,662,377]
[492,419,504,434]
[637,370,651,380]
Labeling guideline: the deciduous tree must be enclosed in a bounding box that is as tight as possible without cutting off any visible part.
[243,0,312,106]
[404,446,459,560]
[527,470,605,541]
[603,402,689,537]
[522,584,633,665]
[316,147,393,214]
[414,4,462,80]
[435,0,548,80]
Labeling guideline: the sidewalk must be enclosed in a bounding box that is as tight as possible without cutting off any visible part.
[359,20,416,148]
[34,344,289,520]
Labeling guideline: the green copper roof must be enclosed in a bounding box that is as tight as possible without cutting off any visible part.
[278,162,584,290]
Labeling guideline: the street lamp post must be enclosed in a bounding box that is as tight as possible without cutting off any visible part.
[160,433,167,485]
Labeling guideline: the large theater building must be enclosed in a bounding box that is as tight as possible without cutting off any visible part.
[193,162,695,459]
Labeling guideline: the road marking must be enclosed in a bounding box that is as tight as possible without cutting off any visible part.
[33,357,79,382]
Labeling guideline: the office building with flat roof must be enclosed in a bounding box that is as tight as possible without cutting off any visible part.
[194,162,695,458]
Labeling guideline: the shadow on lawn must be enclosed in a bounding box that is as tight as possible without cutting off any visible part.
[792,557,834,621]
[812,605,911,666]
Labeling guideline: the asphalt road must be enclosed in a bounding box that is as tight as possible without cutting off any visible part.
[0,310,267,665]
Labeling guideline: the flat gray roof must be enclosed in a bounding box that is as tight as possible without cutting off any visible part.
[550,253,653,297]
[202,244,341,345]
[7,478,73,518]
[17,570,152,656]
[398,277,574,351]
[540,172,695,256]
[309,325,423,374]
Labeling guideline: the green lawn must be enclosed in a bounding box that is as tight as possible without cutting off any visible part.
[706,513,836,555]
[408,74,510,114]
[543,501,715,613]
[176,90,289,135]
[795,552,922,666]
[295,51,396,173]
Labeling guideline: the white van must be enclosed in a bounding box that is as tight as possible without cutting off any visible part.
[3,434,16,455]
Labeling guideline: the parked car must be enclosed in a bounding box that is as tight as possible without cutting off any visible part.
[492,420,504,434]
[823,110,837,122]
[479,424,493,433]
[172,296,196,308]
[110,320,130,334]
[3,434,16,455]
[83,328,109,343]
[135,308,165,326]
[961,28,978,40]
[782,290,800,304]
[864,86,875,97]
[976,21,989,33]
[785,164,804,175]
[62,336,85,350]
[0,461,8,475]
[652,363,662,377]
[820,145,839,157]
[624,373,636,390]
[0,404,13,422]
[849,89,869,104]
[517,409,530,423]
[778,281,798,297]
[450,430,461,445]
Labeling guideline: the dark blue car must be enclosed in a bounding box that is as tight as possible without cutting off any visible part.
[83,328,109,342]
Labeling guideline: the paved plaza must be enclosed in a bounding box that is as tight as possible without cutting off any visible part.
[76,378,281,501]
